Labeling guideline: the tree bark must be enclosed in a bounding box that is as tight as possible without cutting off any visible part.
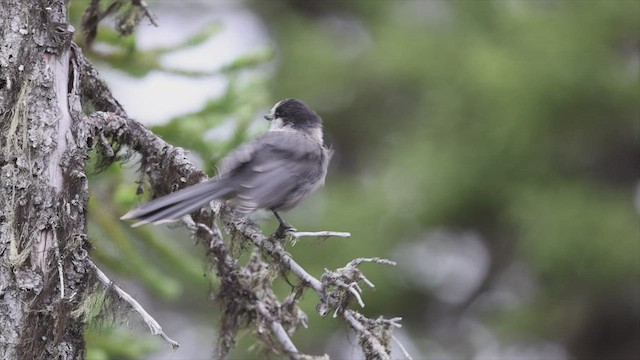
[0,0,89,358]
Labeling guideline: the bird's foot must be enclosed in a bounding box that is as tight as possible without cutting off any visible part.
[274,223,297,238]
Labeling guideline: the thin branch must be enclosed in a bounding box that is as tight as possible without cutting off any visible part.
[348,257,397,267]
[392,335,414,360]
[86,258,180,350]
[289,231,351,239]
[256,302,301,360]
[217,207,325,294]
[387,317,404,328]
[359,273,375,288]
[132,0,159,27]
[342,310,391,360]
[283,253,324,293]
[347,285,365,308]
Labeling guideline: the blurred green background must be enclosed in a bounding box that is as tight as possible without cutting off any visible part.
[70,0,639,359]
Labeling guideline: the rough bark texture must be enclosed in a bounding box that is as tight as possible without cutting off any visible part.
[0,0,91,358]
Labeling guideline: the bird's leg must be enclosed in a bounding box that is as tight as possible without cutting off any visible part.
[272,210,296,238]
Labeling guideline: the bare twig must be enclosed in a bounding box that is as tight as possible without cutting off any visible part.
[359,273,375,288]
[289,231,351,245]
[86,258,180,349]
[342,310,391,360]
[256,302,301,360]
[393,335,414,360]
[133,0,158,27]
[386,317,404,328]
[347,285,366,308]
[347,257,397,268]
[289,231,351,239]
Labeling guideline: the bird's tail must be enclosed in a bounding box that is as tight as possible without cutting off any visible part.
[120,178,234,227]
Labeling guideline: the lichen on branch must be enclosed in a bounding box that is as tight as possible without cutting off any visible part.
[73,45,408,360]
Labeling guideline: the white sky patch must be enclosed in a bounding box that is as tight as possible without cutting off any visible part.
[98,1,270,125]
[102,69,227,125]
[204,117,238,142]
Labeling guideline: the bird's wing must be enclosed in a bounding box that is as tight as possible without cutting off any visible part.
[219,131,328,213]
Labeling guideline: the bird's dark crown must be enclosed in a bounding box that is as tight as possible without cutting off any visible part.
[274,99,323,129]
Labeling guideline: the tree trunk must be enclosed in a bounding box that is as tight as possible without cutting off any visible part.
[0,0,89,358]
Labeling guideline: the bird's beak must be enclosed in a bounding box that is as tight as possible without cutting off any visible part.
[264,114,274,121]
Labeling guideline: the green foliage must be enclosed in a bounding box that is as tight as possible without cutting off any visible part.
[511,184,639,291]
[85,326,158,360]
[258,0,640,356]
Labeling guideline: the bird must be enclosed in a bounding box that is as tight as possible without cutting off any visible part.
[121,98,332,237]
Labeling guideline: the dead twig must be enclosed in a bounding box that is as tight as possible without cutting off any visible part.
[86,258,180,349]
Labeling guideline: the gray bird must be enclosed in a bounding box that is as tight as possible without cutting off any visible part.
[121,99,332,237]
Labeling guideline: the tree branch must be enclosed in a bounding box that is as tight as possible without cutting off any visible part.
[75,44,409,359]
[289,231,351,245]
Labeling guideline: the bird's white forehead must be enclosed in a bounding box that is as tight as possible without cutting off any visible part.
[270,99,285,114]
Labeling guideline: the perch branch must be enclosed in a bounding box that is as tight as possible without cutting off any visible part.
[182,215,305,358]
[74,45,409,356]
[87,110,410,359]
[217,207,325,294]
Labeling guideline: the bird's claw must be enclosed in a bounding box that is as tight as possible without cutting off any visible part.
[274,224,297,238]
